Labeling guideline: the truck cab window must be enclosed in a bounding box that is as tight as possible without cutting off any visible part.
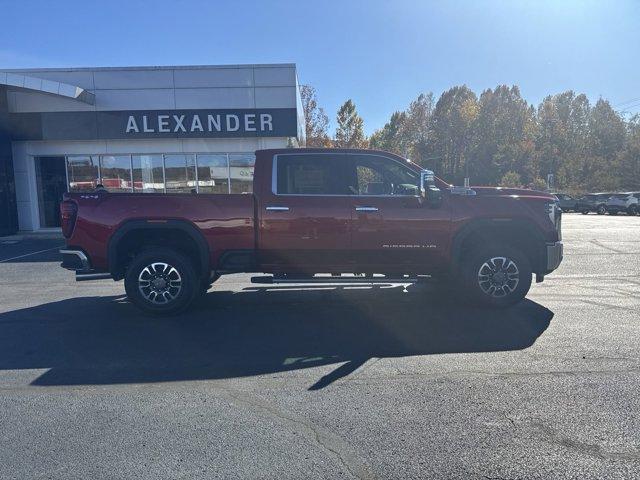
[276,154,348,195]
[348,155,420,196]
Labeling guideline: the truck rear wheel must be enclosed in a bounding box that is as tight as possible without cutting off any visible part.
[124,247,199,315]
[460,245,532,308]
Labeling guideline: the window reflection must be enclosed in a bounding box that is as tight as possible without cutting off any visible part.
[196,154,229,194]
[64,152,254,194]
[229,154,255,194]
[67,155,99,192]
[164,155,196,193]
[133,155,164,193]
[99,155,132,192]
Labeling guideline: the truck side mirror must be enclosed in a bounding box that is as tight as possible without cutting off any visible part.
[421,170,442,208]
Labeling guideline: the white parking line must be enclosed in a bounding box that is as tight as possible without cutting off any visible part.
[0,246,64,263]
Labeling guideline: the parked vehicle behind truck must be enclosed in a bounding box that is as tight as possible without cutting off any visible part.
[575,193,614,215]
[551,193,579,212]
[60,148,563,315]
[605,192,639,215]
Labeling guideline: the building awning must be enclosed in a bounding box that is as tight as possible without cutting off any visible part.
[0,71,95,105]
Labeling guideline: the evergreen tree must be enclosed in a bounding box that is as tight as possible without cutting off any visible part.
[334,100,368,148]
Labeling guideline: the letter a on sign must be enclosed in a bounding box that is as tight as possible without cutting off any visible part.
[191,115,204,132]
[126,116,139,133]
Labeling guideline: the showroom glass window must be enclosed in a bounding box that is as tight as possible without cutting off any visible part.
[164,155,196,193]
[132,155,164,193]
[99,155,133,192]
[229,154,255,194]
[196,154,229,193]
[66,155,99,191]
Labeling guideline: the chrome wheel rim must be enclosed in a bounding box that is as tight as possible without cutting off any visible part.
[477,256,520,298]
[138,262,182,305]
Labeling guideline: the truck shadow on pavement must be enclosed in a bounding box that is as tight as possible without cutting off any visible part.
[0,284,553,390]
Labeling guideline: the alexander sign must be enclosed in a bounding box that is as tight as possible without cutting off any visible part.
[125,112,275,135]
[9,108,298,141]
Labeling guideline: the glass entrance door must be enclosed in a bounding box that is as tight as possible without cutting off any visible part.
[35,156,67,228]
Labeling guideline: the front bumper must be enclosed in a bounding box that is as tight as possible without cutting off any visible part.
[546,241,563,272]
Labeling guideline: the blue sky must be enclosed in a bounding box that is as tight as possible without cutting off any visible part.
[1,0,639,134]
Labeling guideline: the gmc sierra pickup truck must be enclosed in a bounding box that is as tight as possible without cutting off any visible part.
[60,148,563,315]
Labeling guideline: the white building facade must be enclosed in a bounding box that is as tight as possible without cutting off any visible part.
[0,64,305,232]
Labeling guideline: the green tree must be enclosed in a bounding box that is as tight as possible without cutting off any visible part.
[398,93,435,164]
[536,91,590,189]
[618,115,640,189]
[299,85,331,147]
[366,84,637,191]
[334,99,368,148]
[428,85,478,183]
[579,98,626,190]
[369,111,407,154]
[369,92,435,164]
[499,171,522,187]
[473,85,537,185]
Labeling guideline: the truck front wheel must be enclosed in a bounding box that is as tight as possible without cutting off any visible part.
[124,247,199,315]
[460,245,532,308]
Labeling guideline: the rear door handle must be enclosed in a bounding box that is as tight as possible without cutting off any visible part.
[355,206,379,212]
[266,206,290,211]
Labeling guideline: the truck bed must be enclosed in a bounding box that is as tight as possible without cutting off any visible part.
[64,192,256,272]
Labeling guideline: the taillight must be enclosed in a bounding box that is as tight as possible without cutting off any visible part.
[545,201,562,240]
[60,200,78,238]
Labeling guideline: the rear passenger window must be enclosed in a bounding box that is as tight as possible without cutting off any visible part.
[276,154,347,195]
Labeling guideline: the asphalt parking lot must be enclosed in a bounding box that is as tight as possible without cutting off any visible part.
[0,214,638,479]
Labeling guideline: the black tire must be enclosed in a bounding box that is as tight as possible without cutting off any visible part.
[581,209,589,215]
[596,205,606,215]
[458,245,532,308]
[124,247,199,315]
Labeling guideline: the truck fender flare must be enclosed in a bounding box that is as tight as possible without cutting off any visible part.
[107,219,210,279]
[450,218,545,269]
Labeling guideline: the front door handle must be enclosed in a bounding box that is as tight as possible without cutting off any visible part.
[266,206,290,211]
[355,206,379,212]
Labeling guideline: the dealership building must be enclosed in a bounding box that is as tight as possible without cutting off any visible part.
[0,63,305,235]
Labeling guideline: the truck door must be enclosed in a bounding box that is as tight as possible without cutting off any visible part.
[345,153,451,274]
[257,153,353,271]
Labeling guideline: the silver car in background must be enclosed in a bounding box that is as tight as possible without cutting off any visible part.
[605,192,640,215]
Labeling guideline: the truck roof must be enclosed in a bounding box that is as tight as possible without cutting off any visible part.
[257,147,405,157]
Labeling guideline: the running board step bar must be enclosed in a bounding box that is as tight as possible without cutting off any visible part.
[250,276,428,285]
[76,272,112,281]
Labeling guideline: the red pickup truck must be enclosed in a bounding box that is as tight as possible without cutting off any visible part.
[60,148,563,315]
